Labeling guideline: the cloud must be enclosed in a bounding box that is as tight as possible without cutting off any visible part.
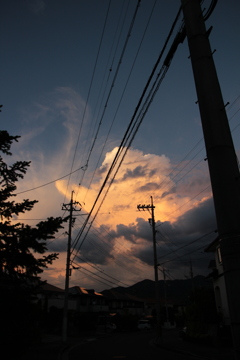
[11,87,89,223]
[128,197,216,273]
[161,186,177,198]
[9,86,215,290]
[137,182,160,192]
[116,218,152,244]
[19,87,88,158]
[71,196,216,288]
[47,237,68,253]
[73,224,117,266]
[50,144,214,287]
[175,197,217,236]
[121,165,148,180]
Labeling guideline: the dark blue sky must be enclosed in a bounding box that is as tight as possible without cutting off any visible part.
[1,0,240,290]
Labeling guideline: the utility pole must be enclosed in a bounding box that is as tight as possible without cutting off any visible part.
[62,191,81,343]
[189,258,194,292]
[162,267,170,328]
[185,259,194,292]
[181,1,240,358]
[137,196,162,342]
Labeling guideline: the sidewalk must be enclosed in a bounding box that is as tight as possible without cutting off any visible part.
[156,328,235,360]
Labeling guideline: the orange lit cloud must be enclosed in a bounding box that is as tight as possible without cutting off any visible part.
[56,146,211,228]
[49,145,215,291]
[9,87,215,291]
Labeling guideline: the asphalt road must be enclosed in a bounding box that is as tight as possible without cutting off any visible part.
[67,330,206,360]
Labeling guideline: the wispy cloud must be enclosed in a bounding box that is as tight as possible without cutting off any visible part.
[12,87,89,219]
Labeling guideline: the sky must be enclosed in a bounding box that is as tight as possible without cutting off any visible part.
[1,0,240,292]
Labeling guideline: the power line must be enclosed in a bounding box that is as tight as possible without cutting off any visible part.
[75,0,131,199]
[15,96,239,199]
[69,1,146,257]
[72,260,132,289]
[71,5,184,260]
[73,256,131,287]
[79,0,158,204]
[63,0,112,203]
[159,242,211,266]
[73,265,113,289]
[157,229,216,261]
[71,214,152,275]
[15,165,88,195]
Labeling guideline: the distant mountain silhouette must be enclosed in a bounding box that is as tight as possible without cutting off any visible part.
[102,275,212,304]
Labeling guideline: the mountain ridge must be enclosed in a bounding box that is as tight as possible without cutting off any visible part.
[101,275,212,304]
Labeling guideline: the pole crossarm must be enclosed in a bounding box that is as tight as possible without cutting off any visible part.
[137,203,155,210]
[62,201,82,212]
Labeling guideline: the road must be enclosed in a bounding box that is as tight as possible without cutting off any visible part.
[67,330,206,360]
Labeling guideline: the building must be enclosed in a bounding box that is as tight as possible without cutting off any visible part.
[68,286,108,313]
[37,283,109,313]
[102,289,145,316]
[205,237,230,325]
[37,282,66,310]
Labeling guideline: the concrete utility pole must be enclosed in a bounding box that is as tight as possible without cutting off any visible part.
[189,258,194,292]
[137,196,162,342]
[62,191,81,343]
[181,0,240,358]
[185,259,194,291]
[162,267,170,328]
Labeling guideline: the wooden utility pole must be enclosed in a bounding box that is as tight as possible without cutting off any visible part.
[137,196,161,342]
[62,191,81,343]
[181,1,240,358]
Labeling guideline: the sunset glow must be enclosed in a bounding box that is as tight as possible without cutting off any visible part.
[2,0,240,291]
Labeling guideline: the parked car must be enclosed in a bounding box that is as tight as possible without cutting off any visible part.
[137,320,151,330]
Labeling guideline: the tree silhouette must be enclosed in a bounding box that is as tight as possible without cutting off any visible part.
[0,130,68,356]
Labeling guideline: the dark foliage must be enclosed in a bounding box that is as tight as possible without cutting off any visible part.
[0,130,68,356]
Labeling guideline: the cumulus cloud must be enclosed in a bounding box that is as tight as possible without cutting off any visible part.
[97,196,217,283]
[45,143,214,289]
[9,87,215,290]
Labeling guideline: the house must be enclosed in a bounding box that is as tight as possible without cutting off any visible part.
[37,282,66,310]
[68,286,108,313]
[102,289,145,316]
[205,237,230,325]
[37,283,109,313]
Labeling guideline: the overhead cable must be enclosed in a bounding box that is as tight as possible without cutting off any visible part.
[71,5,184,260]
[63,0,112,203]
[81,0,158,203]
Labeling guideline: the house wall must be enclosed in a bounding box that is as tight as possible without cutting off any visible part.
[108,299,145,316]
[38,294,77,311]
[48,298,77,310]
[75,295,109,313]
[38,288,145,317]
